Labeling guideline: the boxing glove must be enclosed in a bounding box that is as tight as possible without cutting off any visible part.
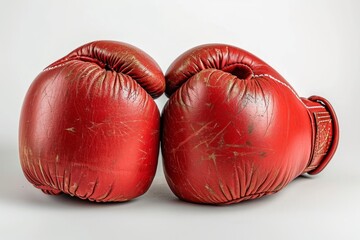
[162,44,339,205]
[19,41,165,202]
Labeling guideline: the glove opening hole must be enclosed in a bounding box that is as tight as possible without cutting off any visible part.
[104,64,113,71]
[223,64,253,80]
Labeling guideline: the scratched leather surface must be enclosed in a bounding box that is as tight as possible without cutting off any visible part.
[19,41,165,202]
[161,44,339,204]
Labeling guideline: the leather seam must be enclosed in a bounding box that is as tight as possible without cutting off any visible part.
[43,61,71,71]
[43,55,108,72]
[217,190,278,204]
[253,73,324,110]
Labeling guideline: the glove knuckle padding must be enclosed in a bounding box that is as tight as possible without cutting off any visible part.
[162,44,339,204]
[165,44,295,97]
[47,40,165,98]
[19,41,165,202]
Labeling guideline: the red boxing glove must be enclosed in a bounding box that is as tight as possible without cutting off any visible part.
[19,41,165,202]
[162,44,339,205]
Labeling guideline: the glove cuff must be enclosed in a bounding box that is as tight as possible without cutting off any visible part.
[302,96,339,174]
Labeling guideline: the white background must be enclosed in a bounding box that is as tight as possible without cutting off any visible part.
[1,0,359,239]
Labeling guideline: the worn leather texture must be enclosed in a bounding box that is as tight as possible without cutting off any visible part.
[19,41,165,202]
[162,44,339,205]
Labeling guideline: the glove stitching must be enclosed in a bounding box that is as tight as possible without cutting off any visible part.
[253,74,323,110]
[219,189,279,204]
[43,62,70,72]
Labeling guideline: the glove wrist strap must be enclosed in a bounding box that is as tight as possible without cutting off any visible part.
[303,96,339,175]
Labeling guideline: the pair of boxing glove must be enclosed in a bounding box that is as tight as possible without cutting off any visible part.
[19,41,339,204]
